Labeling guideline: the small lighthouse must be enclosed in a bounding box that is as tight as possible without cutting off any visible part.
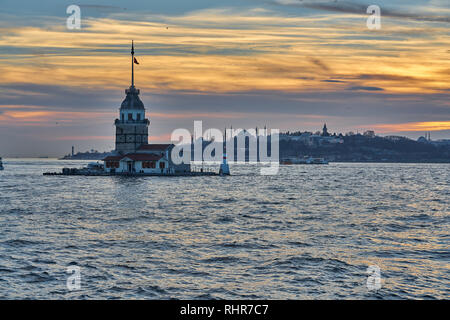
[219,128,230,175]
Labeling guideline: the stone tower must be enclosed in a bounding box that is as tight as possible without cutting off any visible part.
[115,41,149,155]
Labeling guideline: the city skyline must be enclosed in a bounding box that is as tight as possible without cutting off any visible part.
[0,0,449,157]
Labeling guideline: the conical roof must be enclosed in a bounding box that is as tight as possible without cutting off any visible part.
[120,86,145,110]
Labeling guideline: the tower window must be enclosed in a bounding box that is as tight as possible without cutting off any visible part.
[128,113,133,121]
[137,114,141,120]
[121,114,124,121]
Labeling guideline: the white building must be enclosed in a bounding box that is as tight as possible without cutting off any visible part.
[104,144,189,174]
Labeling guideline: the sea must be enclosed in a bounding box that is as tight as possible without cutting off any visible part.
[0,159,448,299]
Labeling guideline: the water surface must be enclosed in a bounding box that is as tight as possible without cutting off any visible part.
[0,159,448,299]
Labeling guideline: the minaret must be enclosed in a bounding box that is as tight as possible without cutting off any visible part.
[114,41,150,155]
[322,123,329,137]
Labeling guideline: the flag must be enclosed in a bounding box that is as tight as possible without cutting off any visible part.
[134,57,139,64]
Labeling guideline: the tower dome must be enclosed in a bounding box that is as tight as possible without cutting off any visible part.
[120,86,145,110]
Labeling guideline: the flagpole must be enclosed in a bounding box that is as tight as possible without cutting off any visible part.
[131,40,134,88]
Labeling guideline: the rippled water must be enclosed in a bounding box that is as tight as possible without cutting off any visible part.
[0,159,448,299]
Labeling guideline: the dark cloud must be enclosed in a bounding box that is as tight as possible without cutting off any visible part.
[347,85,384,91]
[324,74,448,92]
[0,44,262,59]
[309,58,332,73]
[2,82,449,122]
[273,0,450,23]
[149,89,450,121]
[2,86,450,156]
[322,79,346,83]
[78,4,127,12]
[356,74,419,82]
[0,83,120,111]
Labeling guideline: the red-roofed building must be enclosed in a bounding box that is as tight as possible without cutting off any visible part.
[122,153,164,161]
[103,144,190,174]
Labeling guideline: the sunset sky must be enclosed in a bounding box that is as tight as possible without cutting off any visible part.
[0,0,449,157]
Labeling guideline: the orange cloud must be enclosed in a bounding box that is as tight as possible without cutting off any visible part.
[0,10,448,94]
[149,133,173,143]
[371,121,450,133]
[0,107,115,124]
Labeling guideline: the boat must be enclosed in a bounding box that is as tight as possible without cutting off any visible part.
[87,162,104,171]
[280,156,328,165]
[66,162,104,174]
[0,157,3,170]
[307,157,328,164]
[58,162,104,175]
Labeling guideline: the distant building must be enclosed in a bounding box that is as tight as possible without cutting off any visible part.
[385,135,408,141]
[322,123,330,137]
[103,42,190,174]
[431,139,450,147]
[280,132,313,143]
[280,125,343,146]
[363,130,375,138]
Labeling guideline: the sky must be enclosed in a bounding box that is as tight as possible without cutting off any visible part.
[0,0,449,157]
